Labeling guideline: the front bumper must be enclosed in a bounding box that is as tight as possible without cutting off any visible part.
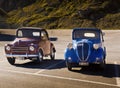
[69,61,102,67]
[6,54,38,58]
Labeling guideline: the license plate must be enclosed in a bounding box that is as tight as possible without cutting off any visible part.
[79,62,89,66]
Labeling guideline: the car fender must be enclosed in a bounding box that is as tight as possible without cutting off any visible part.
[64,48,78,63]
[50,43,56,52]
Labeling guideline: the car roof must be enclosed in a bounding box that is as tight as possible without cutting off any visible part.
[73,28,102,32]
[17,27,46,31]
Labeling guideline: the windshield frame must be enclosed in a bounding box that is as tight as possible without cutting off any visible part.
[72,28,101,41]
[16,29,42,38]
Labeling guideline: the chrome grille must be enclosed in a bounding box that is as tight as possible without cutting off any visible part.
[77,43,90,61]
[11,47,28,52]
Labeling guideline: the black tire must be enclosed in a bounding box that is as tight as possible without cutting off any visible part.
[36,50,43,63]
[99,59,106,69]
[7,57,15,65]
[50,48,55,60]
[66,61,72,71]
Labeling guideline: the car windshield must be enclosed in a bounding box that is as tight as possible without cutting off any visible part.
[73,29,100,40]
[17,29,41,38]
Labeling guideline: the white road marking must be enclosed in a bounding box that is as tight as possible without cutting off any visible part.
[114,61,120,87]
[0,68,119,87]
[34,60,64,74]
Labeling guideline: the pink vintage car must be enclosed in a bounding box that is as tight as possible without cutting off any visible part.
[5,27,56,65]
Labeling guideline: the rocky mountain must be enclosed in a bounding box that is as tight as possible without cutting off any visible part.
[0,0,120,29]
[0,0,37,12]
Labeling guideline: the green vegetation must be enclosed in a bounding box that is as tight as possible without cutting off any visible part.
[0,8,9,28]
[1,0,120,29]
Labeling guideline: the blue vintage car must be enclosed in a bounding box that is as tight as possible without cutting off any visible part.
[64,28,106,70]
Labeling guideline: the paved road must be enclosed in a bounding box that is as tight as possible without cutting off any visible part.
[0,30,120,88]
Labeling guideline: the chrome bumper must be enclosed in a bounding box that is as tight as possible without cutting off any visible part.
[6,54,38,58]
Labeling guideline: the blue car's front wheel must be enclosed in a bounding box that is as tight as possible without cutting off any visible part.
[66,61,72,71]
[99,59,106,69]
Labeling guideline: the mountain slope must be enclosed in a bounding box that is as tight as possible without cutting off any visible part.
[0,0,37,12]
[2,0,120,29]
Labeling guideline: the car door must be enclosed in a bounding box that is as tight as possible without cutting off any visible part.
[39,30,51,55]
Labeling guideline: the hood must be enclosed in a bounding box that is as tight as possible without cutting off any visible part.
[73,38,100,44]
[73,39,92,44]
[11,38,40,47]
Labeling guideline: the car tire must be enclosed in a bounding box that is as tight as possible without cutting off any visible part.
[36,50,43,63]
[66,61,72,71]
[50,48,55,60]
[99,59,106,69]
[7,57,15,65]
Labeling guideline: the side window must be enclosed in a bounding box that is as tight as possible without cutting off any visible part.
[41,31,48,40]
[18,30,23,37]
[33,32,40,37]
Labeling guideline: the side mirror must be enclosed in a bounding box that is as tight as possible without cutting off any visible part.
[49,37,58,41]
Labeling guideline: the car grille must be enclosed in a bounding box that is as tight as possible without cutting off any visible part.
[11,47,28,53]
[77,42,90,61]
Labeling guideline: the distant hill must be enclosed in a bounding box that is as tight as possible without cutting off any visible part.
[0,0,120,29]
[0,0,37,12]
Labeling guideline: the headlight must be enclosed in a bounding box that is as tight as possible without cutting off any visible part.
[93,44,100,50]
[67,43,73,49]
[29,46,35,51]
[6,46,11,51]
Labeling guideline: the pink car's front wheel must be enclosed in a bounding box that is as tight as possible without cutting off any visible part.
[7,57,15,65]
